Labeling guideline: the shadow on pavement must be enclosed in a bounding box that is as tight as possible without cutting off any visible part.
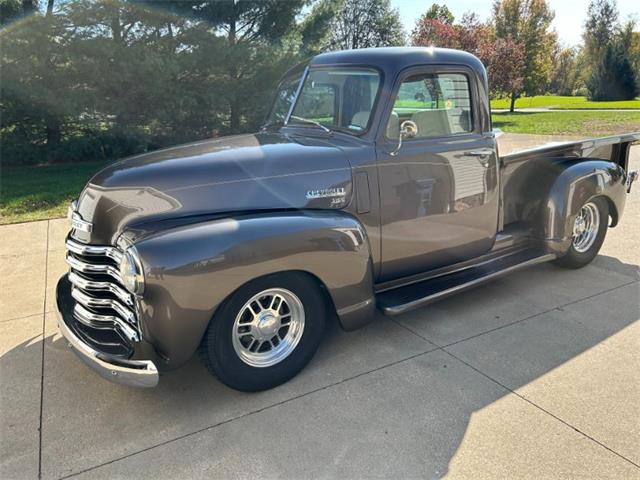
[1,254,638,478]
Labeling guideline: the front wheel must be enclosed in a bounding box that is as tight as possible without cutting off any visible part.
[201,272,326,392]
[553,197,608,269]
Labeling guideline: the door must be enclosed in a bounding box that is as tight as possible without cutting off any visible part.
[377,66,499,281]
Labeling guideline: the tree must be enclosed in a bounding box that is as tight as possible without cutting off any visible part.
[1,0,325,165]
[482,37,525,100]
[583,1,638,100]
[549,47,580,96]
[298,0,342,54]
[587,29,639,100]
[148,0,306,132]
[412,8,526,105]
[457,12,493,57]
[0,0,36,24]
[411,15,459,48]
[422,3,454,24]
[412,11,493,57]
[583,0,618,60]
[493,0,556,111]
[321,0,405,50]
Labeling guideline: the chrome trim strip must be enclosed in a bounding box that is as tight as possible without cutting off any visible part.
[56,307,158,388]
[337,297,374,316]
[71,287,135,325]
[68,271,134,307]
[73,303,139,342]
[66,238,123,264]
[65,253,123,284]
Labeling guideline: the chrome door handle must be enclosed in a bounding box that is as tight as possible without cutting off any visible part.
[464,149,493,168]
[464,149,494,157]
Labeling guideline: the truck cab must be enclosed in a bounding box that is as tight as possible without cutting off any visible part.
[56,47,638,392]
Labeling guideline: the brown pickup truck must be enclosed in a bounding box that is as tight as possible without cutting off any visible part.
[57,47,639,391]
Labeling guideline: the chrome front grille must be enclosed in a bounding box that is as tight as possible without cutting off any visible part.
[65,238,140,351]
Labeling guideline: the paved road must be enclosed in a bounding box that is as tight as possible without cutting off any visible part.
[1,136,639,479]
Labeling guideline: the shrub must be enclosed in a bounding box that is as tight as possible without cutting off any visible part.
[587,44,639,101]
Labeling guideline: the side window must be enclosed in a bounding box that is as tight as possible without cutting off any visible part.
[387,72,474,139]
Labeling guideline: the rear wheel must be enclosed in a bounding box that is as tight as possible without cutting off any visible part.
[554,197,608,269]
[201,272,325,392]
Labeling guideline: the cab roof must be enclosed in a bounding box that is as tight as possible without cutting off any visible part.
[308,47,486,79]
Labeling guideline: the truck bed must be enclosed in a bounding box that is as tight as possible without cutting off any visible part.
[497,132,639,231]
[498,132,640,169]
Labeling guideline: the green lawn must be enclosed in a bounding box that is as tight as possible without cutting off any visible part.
[491,111,640,135]
[490,95,640,110]
[0,162,107,225]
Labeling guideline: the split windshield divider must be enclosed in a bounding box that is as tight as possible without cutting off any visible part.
[283,66,310,126]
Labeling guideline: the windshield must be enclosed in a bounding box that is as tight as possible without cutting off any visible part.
[266,67,382,134]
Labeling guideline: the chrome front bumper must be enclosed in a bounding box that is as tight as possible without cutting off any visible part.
[56,277,159,388]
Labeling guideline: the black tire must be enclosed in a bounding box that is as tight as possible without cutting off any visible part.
[553,196,608,269]
[201,272,326,392]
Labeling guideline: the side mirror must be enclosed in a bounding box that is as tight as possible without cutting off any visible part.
[400,120,417,139]
[391,120,417,156]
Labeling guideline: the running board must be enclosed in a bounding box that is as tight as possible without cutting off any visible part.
[377,249,556,316]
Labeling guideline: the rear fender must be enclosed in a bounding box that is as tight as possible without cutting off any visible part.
[544,160,627,255]
[133,210,375,369]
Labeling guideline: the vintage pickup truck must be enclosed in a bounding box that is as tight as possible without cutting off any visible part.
[57,47,639,391]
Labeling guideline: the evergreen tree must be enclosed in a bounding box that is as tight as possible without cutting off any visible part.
[583,0,638,100]
[587,41,639,100]
[319,0,405,51]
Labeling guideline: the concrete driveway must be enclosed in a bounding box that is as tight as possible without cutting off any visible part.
[1,136,639,479]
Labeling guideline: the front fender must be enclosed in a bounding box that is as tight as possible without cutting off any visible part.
[133,210,375,370]
[544,160,627,255]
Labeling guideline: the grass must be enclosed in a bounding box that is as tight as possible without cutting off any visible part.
[490,95,640,110]
[2,110,640,225]
[394,99,452,109]
[491,111,640,136]
[0,162,107,225]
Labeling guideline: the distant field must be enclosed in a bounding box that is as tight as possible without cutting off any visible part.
[491,111,640,135]
[491,96,640,110]
[0,162,106,225]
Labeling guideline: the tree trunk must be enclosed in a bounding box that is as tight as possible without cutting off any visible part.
[46,0,54,16]
[22,1,36,15]
[229,100,240,132]
[227,5,239,132]
[111,14,122,43]
[509,92,517,113]
[46,120,61,162]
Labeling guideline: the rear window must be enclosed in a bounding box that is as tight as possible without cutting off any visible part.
[387,72,474,139]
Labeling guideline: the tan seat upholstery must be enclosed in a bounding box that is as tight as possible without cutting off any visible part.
[350,111,399,137]
[350,111,370,131]
[410,109,451,138]
[386,111,400,138]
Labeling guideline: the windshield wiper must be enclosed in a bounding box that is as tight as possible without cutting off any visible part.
[260,119,283,131]
[289,115,332,134]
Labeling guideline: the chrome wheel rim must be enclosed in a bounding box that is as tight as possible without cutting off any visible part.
[572,202,600,253]
[232,288,305,368]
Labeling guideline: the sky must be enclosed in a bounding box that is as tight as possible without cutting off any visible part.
[390,0,640,47]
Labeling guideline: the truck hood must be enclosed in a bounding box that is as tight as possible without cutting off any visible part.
[73,132,353,245]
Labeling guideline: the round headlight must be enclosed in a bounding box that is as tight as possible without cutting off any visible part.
[119,248,144,295]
